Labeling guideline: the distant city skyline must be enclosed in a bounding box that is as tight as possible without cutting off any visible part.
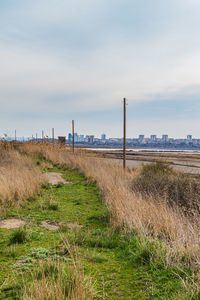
[0,132,198,140]
[3,132,200,150]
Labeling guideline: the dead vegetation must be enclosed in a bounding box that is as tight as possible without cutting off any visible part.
[22,260,94,300]
[0,142,44,206]
[132,161,200,217]
[21,241,95,300]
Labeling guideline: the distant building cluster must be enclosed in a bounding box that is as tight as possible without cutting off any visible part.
[67,133,200,149]
[68,133,106,145]
[3,132,200,149]
[129,134,200,149]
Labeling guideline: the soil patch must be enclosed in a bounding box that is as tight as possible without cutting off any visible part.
[0,218,26,229]
[41,220,59,231]
[65,222,83,230]
[45,172,71,185]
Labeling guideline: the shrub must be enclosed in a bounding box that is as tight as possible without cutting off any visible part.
[132,161,200,216]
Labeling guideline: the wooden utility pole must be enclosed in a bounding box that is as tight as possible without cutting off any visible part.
[72,120,75,153]
[52,128,55,143]
[123,98,127,169]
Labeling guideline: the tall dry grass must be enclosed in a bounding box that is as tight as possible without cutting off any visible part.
[21,239,95,300]
[22,260,94,300]
[0,143,43,206]
[21,143,200,270]
[132,161,200,217]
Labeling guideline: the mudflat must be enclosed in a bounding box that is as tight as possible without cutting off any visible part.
[92,150,200,174]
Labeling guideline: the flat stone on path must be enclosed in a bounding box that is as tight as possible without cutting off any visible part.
[41,220,59,231]
[0,218,26,229]
[45,172,71,185]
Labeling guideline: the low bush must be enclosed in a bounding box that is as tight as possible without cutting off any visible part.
[132,161,200,216]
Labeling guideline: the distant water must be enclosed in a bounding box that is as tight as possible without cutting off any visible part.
[85,148,200,154]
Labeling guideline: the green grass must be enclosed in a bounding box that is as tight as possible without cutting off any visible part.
[0,162,198,299]
[8,228,28,245]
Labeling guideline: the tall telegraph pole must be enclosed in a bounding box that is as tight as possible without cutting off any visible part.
[72,120,75,153]
[123,98,127,169]
[52,128,55,143]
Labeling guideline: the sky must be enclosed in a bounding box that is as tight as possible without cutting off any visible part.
[1,0,200,138]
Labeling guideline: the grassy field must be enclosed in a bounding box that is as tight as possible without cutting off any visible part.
[0,143,199,299]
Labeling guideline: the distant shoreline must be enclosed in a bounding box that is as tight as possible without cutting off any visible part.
[79,146,200,154]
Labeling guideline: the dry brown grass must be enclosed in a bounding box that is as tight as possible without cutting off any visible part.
[22,261,94,300]
[21,240,95,300]
[0,143,44,206]
[132,161,200,217]
[21,143,200,270]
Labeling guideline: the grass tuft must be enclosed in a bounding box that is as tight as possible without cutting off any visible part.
[9,228,28,244]
[47,201,59,211]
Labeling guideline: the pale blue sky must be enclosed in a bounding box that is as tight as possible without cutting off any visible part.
[1,0,200,138]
